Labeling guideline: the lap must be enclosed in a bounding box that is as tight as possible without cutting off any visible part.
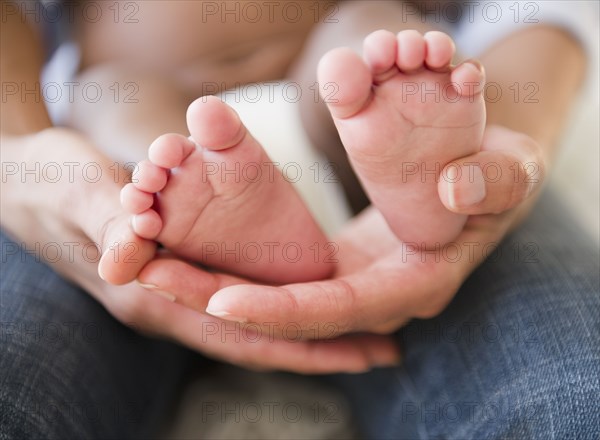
[328,190,600,439]
[2,189,598,439]
[0,230,193,439]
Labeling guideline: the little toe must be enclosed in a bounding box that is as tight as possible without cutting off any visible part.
[318,47,372,119]
[451,60,486,96]
[132,160,168,193]
[148,134,196,169]
[121,183,154,214]
[424,31,455,71]
[98,214,157,285]
[396,30,426,72]
[131,209,162,240]
[364,29,398,82]
[187,96,246,151]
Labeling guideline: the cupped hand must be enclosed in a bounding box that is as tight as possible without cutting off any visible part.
[31,202,400,374]
[1,128,399,374]
[91,252,400,373]
[182,125,545,336]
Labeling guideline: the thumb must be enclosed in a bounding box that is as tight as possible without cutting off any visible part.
[438,125,546,215]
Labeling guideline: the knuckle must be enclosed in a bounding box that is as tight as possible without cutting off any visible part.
[325,279,359,331]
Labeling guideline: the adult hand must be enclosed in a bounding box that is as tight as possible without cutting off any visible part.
[94,257,401,374]
[179,125,545,336]
[1,128,399,374]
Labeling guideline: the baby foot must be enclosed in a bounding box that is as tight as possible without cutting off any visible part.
[318,30,486,247]
[119,96,333,284]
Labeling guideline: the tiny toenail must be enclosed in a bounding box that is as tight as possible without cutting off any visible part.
[137,281,158,290]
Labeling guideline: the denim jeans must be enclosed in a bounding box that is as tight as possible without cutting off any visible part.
[1,191,599,440]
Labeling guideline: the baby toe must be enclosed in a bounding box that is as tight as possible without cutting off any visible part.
[364,29,398,81]
[148,134,196,169]
[187,96,246,151]
[132,209,162,240]
[121,183,154,214]
[424,31,455,71]
[132,160,168,193]
[317,47,372,119]
[396,30,426,72]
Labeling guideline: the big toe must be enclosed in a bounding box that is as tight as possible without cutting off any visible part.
[98,214,157,285]
[186,96,246,151]
[318,47,372,120]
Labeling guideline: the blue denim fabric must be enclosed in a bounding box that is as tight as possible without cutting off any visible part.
[0,232,193,439]
[1,191,599,439]
[326,191,600,439]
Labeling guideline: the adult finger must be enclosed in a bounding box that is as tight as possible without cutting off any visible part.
[204,248,456,336]
[136,256,245,312]
[102,281,400,373]
[438,125,545,215]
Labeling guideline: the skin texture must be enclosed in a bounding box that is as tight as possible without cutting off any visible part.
[115,96,332,285]
[200,26,585,336]
[316,30,486,247]
[0,0,585,371]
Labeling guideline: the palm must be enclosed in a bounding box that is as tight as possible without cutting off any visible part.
[148,125,537,338]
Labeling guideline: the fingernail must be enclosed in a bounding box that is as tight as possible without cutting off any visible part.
[137,281,176,302]
[448,165,486,209]
[205,307,247,323]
